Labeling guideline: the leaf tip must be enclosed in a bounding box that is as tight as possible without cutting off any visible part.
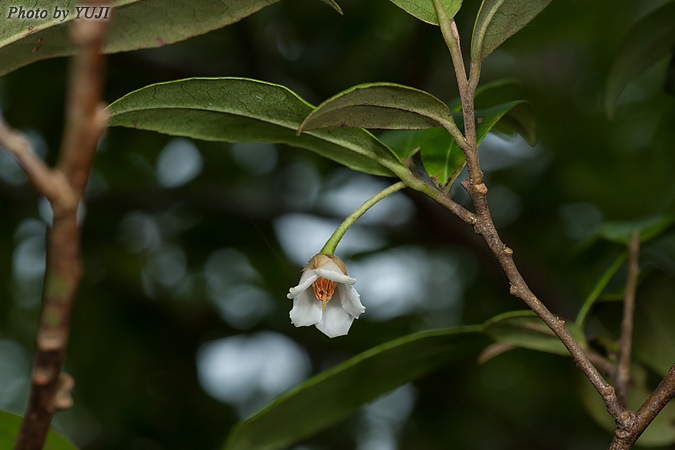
[318,0,343,15]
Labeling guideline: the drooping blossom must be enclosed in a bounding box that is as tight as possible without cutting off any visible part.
[287,253,365,338]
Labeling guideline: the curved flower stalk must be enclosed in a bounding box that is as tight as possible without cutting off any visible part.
[288,253,365,338]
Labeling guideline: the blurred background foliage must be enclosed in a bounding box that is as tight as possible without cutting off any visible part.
[1,0,674,449]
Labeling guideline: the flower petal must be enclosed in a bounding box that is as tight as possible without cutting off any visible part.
[289,290,323,327]
[287,270,319,299]
[315,300,354,338]
[336,283,365,318]
[313,260,355,285]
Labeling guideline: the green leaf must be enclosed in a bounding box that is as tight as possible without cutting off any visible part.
[0,0,280,77]
[107,77,405,177]
[634,290,675,375]
[316,0,343,14]
[598,214,675,245]
[604,1,675,117]
[381,100,535,190]
[387,0,462,25]
[298,82,459,133]
[576,364,675,447]
[0,410,78,450]
[473,78,520,106]
[222,326,487,450]
[482,310,587,357]
[382,127,466,190]
[575,251,628,328]
[492,101,537,146]
[471,0,552,63]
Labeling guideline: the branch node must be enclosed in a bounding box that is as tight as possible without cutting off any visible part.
[33,368,53,386]
[602,385,616,398]
[475,183,488,194]
[504,246,513,255]
[473,223,481,235]
[37,329,68,352]
[53,373,75,412]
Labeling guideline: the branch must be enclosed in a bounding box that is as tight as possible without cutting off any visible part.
[13,3,109,449]
[430,0,634,431]
[615,231,640,406]
[0,120,75,207]
[610,363,675,449]
[462,176,633,427]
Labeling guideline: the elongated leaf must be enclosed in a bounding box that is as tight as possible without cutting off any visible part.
[598,214,675,244]
[576,364,675,447]
[381,100,535,190]
[575,215,674,326]
[471,0,552,63]
[223,326,487,450]
[107,78,405,176]
[0,410,78,450]
[316,0,343,14]
[0,0,280,77]
[387,0,462,25]
[483,310,587,356]
[605,1,675,116]
[298,83,459,134]
[575,251,628,328]
[634,290,675,375]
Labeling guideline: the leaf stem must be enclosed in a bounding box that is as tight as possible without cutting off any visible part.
[320,181,406,255]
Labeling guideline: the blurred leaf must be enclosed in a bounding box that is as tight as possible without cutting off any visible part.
[386,0,462,25]
[473,78,521,108]
[477,341,517,364]
[107,77,404,177]
[0,410,78,450]
[666,52,675,95]
[575,251,628,327]
[471,0,552,63]
[493,101,537,146]
[381,100,535,190]
[0,0,281,77]
[643,229,675,277]
[222,326,487,450]
[482,310,587,357]
[598,214,675,244]
[576,215,675,325]
[298,82,458,133]
[576,364,675,446]
[604,1,675,117]
[316,0,343,14]
[597,267,653,301]
[634,288,675,375]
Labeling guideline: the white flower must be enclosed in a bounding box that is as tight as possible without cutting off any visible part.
[287,253,365,338]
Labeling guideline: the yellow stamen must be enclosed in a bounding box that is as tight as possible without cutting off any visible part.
[313,277,335,311]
